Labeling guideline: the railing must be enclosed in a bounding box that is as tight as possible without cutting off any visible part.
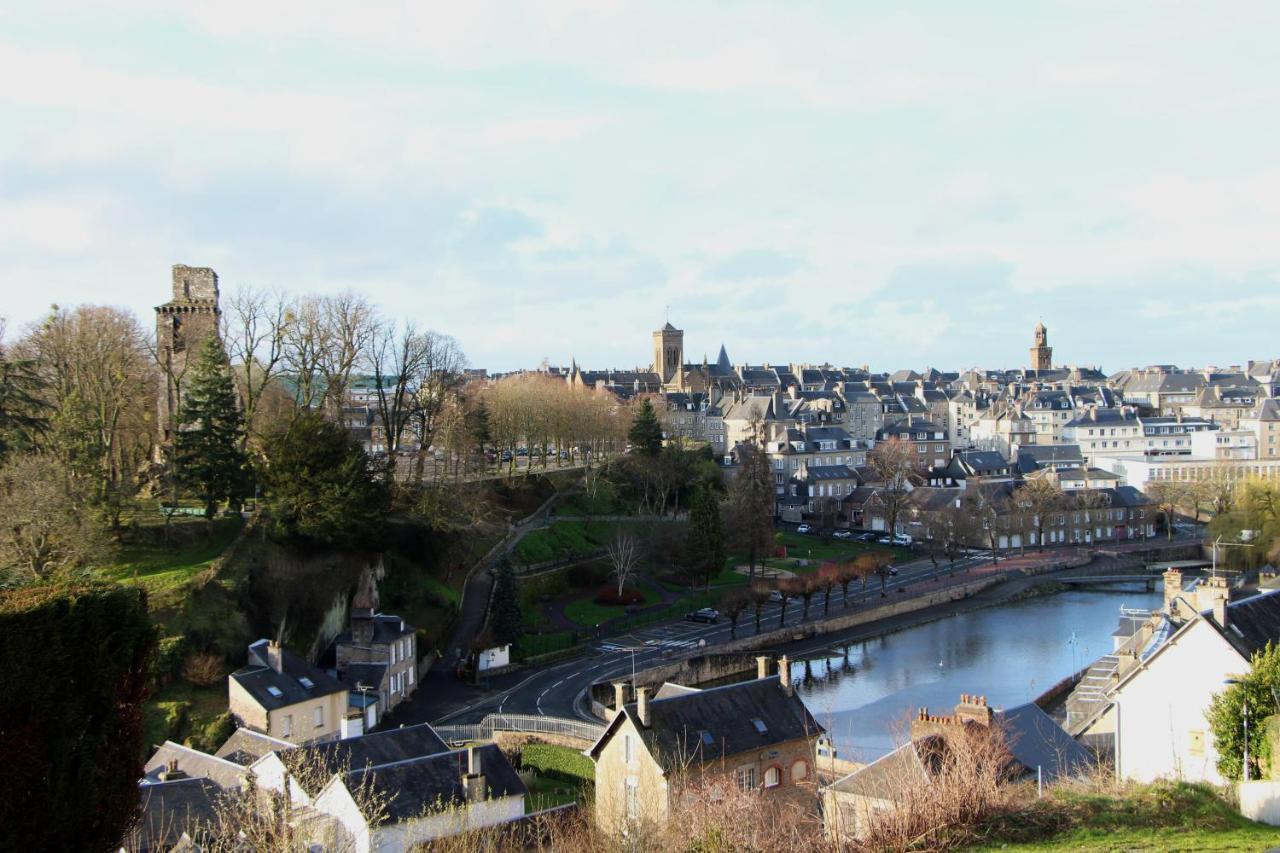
[434,713,605,746]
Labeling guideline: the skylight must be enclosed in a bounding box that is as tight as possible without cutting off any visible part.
[699,730,714,746]
[266,686,283,698]
[752,718,768,734]
[298,677,314,689]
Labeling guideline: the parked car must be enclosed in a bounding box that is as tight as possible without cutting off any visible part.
[890,534,913,546]
[889,567,899,576]
[796,524,812,534]
[876,536,892,545]
[833,530,853,540]
[857,532,878,542]
[684,608,720,624]
[768,590,784,603]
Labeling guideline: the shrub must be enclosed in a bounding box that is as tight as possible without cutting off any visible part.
[567,560,607,588]
[0,583,155,852]
[182,651,228,686]
[159,700,192,741]
[595,585,643,605]
[520,743,595,784]
[151,635,188,687]
[187,711,236,754]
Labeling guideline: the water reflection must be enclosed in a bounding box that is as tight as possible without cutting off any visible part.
[795,589,1161,762]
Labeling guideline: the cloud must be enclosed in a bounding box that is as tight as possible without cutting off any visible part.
[703,249,807,282]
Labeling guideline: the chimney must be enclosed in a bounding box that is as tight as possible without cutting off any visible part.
[1162,568,1182,614]
[612,682,627,716]
[1199,574,1230,627]
[636,687,651,728]
[756,656,771,680]
[158,759,187,782]
[341,708,365,740]
[266,640,283,674]
[955,693,993,727]
[463,746,487,803]
[778,656,792,695]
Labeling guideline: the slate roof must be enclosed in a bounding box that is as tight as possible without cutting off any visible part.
[143,742,247,789]
[590,675,822,770]
[334,613,415,647]
[340,662,388,691]
[953,450,1010,475]
[288,723,450,785]
[133,778,226,852]
[907,487,961,512]
[344,744,526,823]
[214,728,295,766]
[997,702,1092,782]
[1016,444,1084,474]
[803,465,858,481]
[826,736,939,798]
[1212,589,1280,659]
[230,640,348,712]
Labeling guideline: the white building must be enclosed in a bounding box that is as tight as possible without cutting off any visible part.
[1110,588,1280,785]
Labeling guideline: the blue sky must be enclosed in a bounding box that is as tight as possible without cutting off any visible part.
[2,2,1278,373]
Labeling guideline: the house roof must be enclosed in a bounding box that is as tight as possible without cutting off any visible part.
[825,736,938,798]
[590,675,822,769]
[287,723,450,787]
[230,640,347,712]
[214,728,295,766]
[341,744,526,823]
[335,613,416,647]
[803,465,858,481]
[134,778,226,852]
[1210,589,1280,660]
[953,450,1009,475]
[143,742,247,789]
[996,702,1092,782]
[340,662,388,692]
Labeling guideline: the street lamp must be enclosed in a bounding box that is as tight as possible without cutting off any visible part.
[1225,677,1250,782]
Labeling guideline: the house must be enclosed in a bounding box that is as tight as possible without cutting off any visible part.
[876,417,951,470]
[1015,443,1084,475]
[929,449,1014,488]
[228,639,349,745]
[822,693,1091,842]
[588,656,823,834]
[333,571,419,726]
[127,777,226,852]
[1109,587,1280,785]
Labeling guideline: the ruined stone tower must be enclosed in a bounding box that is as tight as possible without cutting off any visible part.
[155,265,221,446]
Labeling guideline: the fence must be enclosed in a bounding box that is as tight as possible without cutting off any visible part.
[434,713,605,746]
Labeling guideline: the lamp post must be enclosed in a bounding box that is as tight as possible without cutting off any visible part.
[1226,677,1251,782]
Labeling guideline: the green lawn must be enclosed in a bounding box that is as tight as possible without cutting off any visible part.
[525,774,583,811]
[551,488,633,517]
[770,531,903,563]
[970,781,1280,852]
[512,520,619,565]
[562,583,663,627]
[142,680,229,754]
[95,518,243,611]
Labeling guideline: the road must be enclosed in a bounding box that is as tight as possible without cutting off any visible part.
[435,551,996,724]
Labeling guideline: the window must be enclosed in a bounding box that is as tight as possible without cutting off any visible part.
[751,718,768,734]
[282,714,293,737]
[699,730,715,746]
[764,766,781,788]
[625,777,639,819]
[314,706,324,728]
[624,734,635,764]
[1189,730,1205,757]
[407,665,414,686]
[298,676,314,689]
[735,766,757,790]
[791,760,809,782]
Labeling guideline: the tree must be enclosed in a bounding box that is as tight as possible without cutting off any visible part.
[820,566,837,617]
[868,437,917,540]
[628,398,663,456]
[852,553,878,602]
[489,558,523,647]
[260,413,390,549]
[964,485,1007,562]
[723,589,750,640]
[686,485,726,590]
[0,329,48,461]
[1021,477,1063,551]
[222,284,289,447]
[836,562,858,608]
[0,583,155,852]
[727,423,775,582]
[1146,480,1186,540]
[176,335,249,518]
[750,584,772,634]
[1207,643,1280,781]
[606,530,643,598]
[777,576,804,628]
[0,454,104,581]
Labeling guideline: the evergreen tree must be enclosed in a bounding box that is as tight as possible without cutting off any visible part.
[687,484,726,590]
[489,558,523,646]
[176,335,249,518]
[261,412,389,549]
[0,352,48,462]
[469,399,492,456]
[628,398,663,456]
[1207,642,1280,781]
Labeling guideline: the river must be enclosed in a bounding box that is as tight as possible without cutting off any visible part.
[792,587,1162,762]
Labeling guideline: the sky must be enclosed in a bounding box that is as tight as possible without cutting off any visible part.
[2,2,1279,374]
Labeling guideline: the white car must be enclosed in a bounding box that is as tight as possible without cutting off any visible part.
[769,589,785,603]
[796,524,812,534]
[832,530,853,540]
[890,534,913,546]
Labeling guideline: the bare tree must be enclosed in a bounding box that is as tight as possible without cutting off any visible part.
[1021,476,1064,551]
[727,420,775,582]
[222,284,289,447]
[366,318,429,459]
[318,292,376,417]
[411,331,466,482]
[606,530,642,597]
[1145,480,1186,540]
[281,296,328,412]
[867,437,918,540]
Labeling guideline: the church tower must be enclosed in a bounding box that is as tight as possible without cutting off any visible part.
[652,322,684,386]
[1030,321,1053,372]
[155,265,222,447]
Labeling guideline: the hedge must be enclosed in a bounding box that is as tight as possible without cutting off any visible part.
[521,743,595,784]
[0,583,156,852]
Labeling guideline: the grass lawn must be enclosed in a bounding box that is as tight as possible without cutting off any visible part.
[970,781,1280,852]
[524,773,584,811]
[142,679,228,754]
[95,517,243,612]
[552,488,633,517]
[512,520,619,565]
[770,530,903,563]
[562,583,663,627]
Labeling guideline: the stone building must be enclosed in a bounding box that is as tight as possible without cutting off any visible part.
[228,639,348,745]
[155,264,222,447]
[1030,321,1053,372]
[588,656,822,835]
[333,571,418,725]
[652,322,684,387]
